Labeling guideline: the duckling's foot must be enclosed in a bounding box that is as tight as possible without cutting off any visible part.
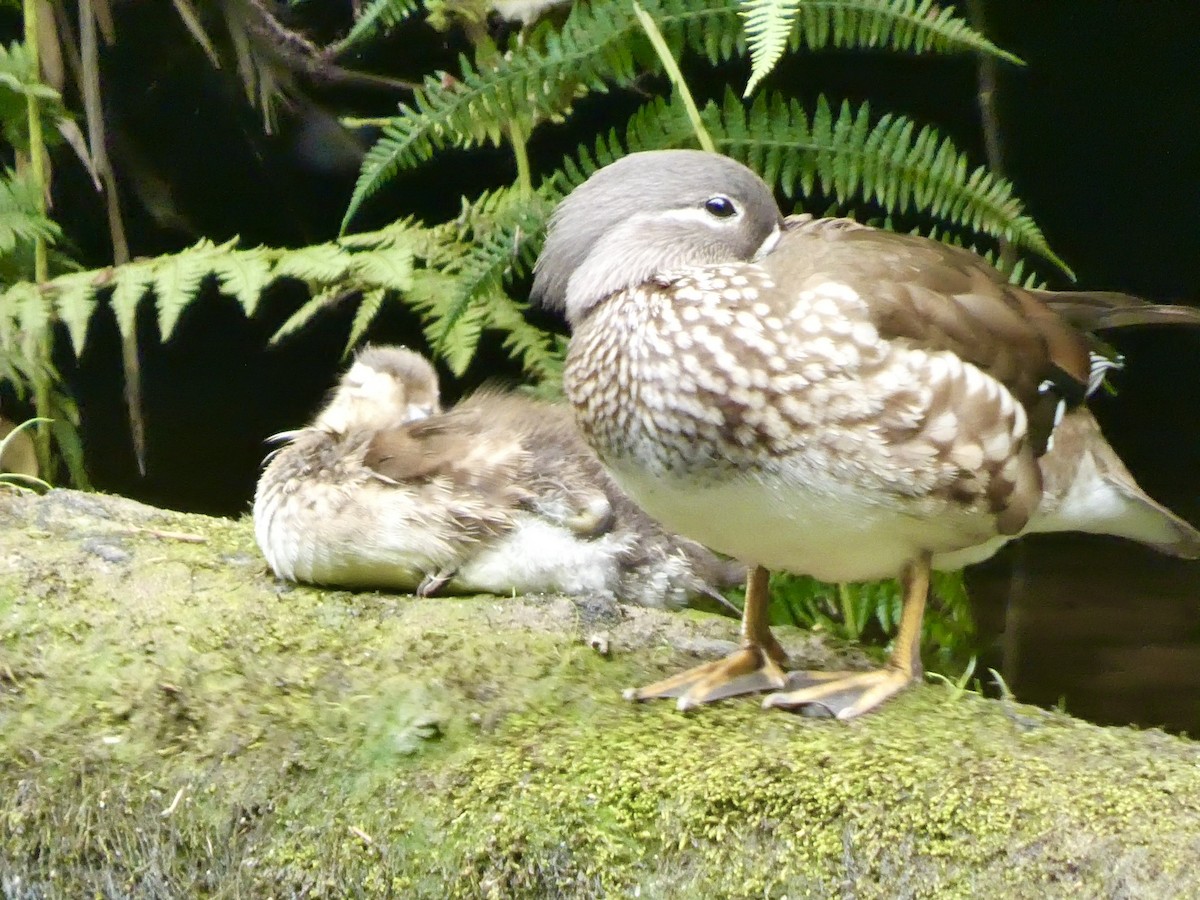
[624,639,790,711]
[416,569,454,598]
[762,667,915,720]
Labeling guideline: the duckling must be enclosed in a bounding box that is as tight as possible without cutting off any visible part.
[253,345,741,608]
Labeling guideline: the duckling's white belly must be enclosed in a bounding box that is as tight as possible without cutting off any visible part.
[254,477,449,590]
[608,465,996,583]
[450,518,634,597]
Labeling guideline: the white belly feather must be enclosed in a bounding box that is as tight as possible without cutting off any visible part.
[608,463,997,583]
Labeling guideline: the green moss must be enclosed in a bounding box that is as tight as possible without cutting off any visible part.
[3,490,1200,897]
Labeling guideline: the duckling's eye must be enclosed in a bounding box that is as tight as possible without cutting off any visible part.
[704,196,737,219]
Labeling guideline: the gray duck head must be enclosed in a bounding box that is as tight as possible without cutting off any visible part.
[532,150,784,325]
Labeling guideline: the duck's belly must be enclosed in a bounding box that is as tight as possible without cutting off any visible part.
[608,465,996,583]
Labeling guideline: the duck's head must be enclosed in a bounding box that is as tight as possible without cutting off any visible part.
[531,150,784,326]
[314,345,441,435]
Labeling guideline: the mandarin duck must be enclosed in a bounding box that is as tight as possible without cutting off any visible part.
[532,149,1199,718]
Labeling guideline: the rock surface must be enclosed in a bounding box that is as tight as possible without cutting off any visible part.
[2,488,1200,898]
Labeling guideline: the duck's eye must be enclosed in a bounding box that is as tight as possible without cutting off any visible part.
[704,196,737,219]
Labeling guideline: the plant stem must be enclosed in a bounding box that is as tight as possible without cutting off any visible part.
[965,0,1016,275]
[838,583,859,640]
[23,0,54,476]
[632,1,715,154]
[509,121,533,197]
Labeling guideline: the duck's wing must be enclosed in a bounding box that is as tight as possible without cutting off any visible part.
[1034,407,1200,559]
[777,217,1093,452]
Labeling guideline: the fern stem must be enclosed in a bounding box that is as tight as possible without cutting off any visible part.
[838,583,860,640]
[508,121,533,197]
[632,1,715,154]
[966,0,1016,274]
[23,0,54,476]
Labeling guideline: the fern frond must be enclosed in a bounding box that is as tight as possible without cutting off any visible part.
[344,0,1021,229]
[742,0,1022,98]
[341,0,747,230]
[0,283,37,357]
[273,243,353,283]
[787,0,1021,61]
[432,294,490,377]
[709,89,1067,272]
[348,244,415,292]
[336,0,422,54]
[14,282,48,361]
[741,0,800,96]
[214,248,274,316]
[428,187,549,352]
[270,288,345,345]
[51,273,101,356]
[109,264,154,339]
[0,169,61,256]
[153,240,223,340]
[345,287,387,353]
[487,292,565,383]
[47,391,89,489]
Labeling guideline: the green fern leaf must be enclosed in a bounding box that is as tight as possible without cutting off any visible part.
[274,243,352,283]
[110,264,154,339]
[337,0,421,53]
[52,273,101,356]
[348,244,415,292]
[48,392,90,488]
[345,288,387,353]
[343,0,1018,229]
[14,281,48,361]
[214,247,274,316]
[271,288,344,345]
[434,296,490,378]
[0,290,19,355]
[153,242,216,340]
[741,0,800,96]
[430,188,549,352]
[487,292,565,383]
[0,169,61,254]
[789,0,1021,63]
[341,0,748,230]
[0,283,35,356]
[707,89,1068,272]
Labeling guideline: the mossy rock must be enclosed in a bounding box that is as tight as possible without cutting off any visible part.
[2,488,1199,898]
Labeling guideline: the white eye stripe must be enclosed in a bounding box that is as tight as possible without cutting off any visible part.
[651,207,743,225]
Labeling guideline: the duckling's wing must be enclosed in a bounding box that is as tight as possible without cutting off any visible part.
[362,412,534,520]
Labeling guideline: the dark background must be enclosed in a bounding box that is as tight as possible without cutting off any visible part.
[13,3,1200,729]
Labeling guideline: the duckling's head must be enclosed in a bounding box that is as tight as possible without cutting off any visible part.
[314,345,441,435]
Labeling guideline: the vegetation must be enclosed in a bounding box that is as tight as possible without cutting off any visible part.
[0,1,1070,662]
[0,414,48,490]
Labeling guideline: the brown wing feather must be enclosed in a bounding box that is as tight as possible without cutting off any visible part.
[1035,289,1200,332]
[779,216,1092,455]
[365,397,528,499]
